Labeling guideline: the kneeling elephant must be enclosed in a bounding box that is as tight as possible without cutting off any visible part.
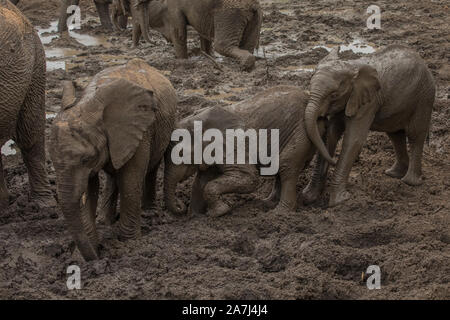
[164,86,325,217]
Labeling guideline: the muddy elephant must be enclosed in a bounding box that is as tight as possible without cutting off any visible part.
[128,0,263,70]
[0,0,55,210]
[49,59,177,261]
[164,86,325,217]
[303,45,436,207]
[111,0,129,30]
[58,0,114,33]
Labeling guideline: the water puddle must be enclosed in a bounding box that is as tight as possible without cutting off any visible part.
[313,39,376,54]
[255,42,302,59]
[36,20,111,72]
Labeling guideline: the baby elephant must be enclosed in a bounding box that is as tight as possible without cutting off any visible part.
[127,0,263,70]
[50,59,177,261]
[164,86,325,217]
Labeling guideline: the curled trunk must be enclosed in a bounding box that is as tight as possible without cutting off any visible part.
[305,100,336,165]
[57,172,100,261]
[163,163,187,214]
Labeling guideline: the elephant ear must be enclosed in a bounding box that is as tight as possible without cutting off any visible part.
[345,65,381,117]
[97,78,156,170]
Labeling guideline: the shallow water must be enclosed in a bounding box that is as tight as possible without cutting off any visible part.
[37,20,111,71]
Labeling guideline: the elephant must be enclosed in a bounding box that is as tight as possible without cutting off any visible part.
[49,59,177,261]
[111,0,129,30]
[0,0,55,210]
[302,45,436,207]
[58,0,114,33]
[164,86,326,217]
[128,0,263,70]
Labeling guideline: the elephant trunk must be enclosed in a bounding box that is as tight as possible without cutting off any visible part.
[163,160,187,215]
[305,93,336,165]
[57,171,100,261]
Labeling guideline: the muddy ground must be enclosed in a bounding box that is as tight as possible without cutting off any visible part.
[0,0,449,299]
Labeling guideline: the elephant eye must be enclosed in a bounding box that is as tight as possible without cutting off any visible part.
[330,92,339,100]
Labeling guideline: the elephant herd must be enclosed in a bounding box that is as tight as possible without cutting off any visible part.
[0,0,435,261]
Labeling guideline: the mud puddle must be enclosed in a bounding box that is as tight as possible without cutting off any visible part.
[37,19,111,71]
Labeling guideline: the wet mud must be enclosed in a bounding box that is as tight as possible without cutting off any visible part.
[0,0,449,299]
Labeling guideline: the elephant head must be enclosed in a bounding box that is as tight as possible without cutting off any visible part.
[50,79,156,261]
[305,48,381,164]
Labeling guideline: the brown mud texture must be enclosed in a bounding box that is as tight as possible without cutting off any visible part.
[1,0,449,299]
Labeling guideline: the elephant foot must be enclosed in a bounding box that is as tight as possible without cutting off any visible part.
[401,173,423,186]
[385,163,408,179]
[207,201,231,218]
[269,201,294,215]
[117,227,141,242]
[260,198,278,210]
[30,193,56,209]
[302,181,324,205]
[240,55,256,71]
[328,189,351,207]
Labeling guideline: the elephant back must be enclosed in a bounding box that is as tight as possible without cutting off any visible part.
[0,0,35,36]
[218,0,260,11]
[226,86,308,152]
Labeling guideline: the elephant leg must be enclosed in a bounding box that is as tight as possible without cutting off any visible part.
[402,126,428,186]
[94,0,113,31]
[329,113,375,207]
[204,166,257,217]
[239,9,262,53]
[385,130,409,178]
[117,134,151,240]
[263,175,281,203]
[214,9,255,70]
[170,15,188,58]
[131,16,142,47]
[58,0,80,33]
[0,157,9,210]
[302,116,345,204]
[16,65,54,208]
[98,172,119,225]
[188,169,217,215]
[142,163,159,211]
[19,138,54,206]
[200,37,213,55]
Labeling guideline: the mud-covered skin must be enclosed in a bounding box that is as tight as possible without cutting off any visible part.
[57,0,113,33]
[303,45,436,207]
[49,59,177,261]
[164,86,325,217]
[130,0,262,70]
[0,0,54,211]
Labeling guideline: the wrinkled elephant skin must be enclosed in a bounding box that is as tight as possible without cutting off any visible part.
[49,59,177,261]
[0,0,55,211]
